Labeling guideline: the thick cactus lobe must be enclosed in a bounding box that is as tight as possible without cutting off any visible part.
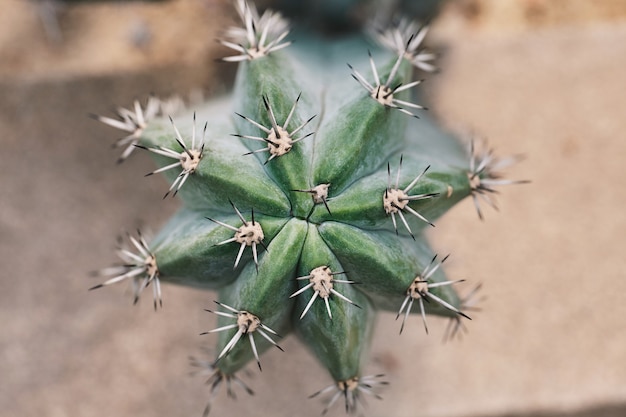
[312,56,412,194]
[294,226,375,382]
[309,155,471,232]
[318,221,462,315]
[211,218,308,374]
[152,209,289,289]
[141,97,291,216]
[233,54,318,217]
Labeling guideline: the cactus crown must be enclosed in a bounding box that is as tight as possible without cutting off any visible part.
[91,0,525,414]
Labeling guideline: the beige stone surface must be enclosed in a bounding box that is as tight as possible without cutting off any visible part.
[0,0,231,78]
[2,1,626,417]
[411,22,626,417]
[445,0,626,31]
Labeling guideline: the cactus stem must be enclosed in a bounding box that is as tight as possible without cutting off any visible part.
[348,51,426,118]
[468,139,530,220]
[291,266,359,320]
[92,96,161,162]
[90,230,162,310]
[293,184,331,214]
[203,301,283,371]
[206,201,265,270]
[219,0,291,62]
[310,374,388,415]
[384,158,438,237]
[235,94,316,163]
[396,254,469,335]
[189,355,254,417]
[138,113,206,198]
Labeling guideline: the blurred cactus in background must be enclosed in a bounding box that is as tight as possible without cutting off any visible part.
[91,0,524,414]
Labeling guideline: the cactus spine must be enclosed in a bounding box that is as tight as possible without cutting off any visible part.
[92,0,525,414]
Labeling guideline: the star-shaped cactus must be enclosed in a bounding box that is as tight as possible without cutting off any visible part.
[91,1,525,414]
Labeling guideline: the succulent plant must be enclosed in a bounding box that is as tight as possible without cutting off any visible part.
[91,0,525,414]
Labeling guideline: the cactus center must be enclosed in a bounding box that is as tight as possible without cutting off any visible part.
[179,149,203,173]
[310,184,330,204]
[371,85,395,107]
[407,278,429,299]
[309,266,334,298]
[337,377,360,392]
[235,222,264,246]
[236,311,261,333]
[266,126,293,157]
[383,188,409,214]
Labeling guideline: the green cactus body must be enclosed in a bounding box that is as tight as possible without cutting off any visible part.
[92,0,525,413]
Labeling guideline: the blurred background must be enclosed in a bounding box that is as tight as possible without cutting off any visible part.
[1,0,626,416]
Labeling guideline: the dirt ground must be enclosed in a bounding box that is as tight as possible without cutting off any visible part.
[2,1,626,417]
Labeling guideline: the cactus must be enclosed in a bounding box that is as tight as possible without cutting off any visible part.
[91,0,525,414]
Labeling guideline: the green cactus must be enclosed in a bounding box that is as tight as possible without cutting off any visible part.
[91,0,525,414]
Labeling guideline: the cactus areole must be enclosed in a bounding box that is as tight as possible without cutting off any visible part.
[91,0,525,414]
